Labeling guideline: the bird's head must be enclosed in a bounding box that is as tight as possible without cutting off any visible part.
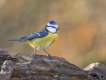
[45,20,59,34]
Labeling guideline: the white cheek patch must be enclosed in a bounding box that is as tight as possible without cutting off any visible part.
[46,27,56,33]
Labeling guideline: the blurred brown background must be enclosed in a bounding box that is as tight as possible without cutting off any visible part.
[0,0,106,68]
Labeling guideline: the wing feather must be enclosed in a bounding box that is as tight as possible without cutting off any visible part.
[8,32,48,42]
[22,32,48,41]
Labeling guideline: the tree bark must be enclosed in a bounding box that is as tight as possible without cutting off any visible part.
[0,49,105,80]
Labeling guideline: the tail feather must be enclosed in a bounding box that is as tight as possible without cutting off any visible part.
[8,38,22,42]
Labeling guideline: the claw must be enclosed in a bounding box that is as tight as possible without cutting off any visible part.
[43,49,53,60]
[30,53,36,63]
[32,53,36,59]
[48,54,53,60]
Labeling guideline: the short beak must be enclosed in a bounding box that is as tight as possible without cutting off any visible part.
[57,27,60,30]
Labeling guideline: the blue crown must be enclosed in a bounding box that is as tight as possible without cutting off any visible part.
[49,20,57,25]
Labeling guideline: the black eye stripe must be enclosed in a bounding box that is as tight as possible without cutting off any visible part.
[46,26,59,31]
[50,26,56,28]
[46,26,55,28]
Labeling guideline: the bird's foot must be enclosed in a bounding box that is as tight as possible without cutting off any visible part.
[30,53,36,63]
[32,53,36,59]
[30,53,36,62]
[48,54,53,60]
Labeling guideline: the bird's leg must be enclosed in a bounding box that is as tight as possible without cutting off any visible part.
[32,48,36,59]
[43,50,52,60]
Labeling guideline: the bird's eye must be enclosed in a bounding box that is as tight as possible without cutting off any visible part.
[51,26,55,28]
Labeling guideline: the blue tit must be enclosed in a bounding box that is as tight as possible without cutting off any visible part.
[8,20,59,60]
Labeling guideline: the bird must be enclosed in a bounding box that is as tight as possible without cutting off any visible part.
[8,20,59,60]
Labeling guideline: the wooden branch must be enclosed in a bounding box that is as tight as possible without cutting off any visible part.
[0,49,105,80]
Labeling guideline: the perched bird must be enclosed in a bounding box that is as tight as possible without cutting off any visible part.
[8,20,59,60]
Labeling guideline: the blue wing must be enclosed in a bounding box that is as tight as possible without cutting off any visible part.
[8,32,48,42]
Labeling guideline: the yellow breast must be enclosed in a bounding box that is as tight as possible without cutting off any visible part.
[26,32,58,50]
